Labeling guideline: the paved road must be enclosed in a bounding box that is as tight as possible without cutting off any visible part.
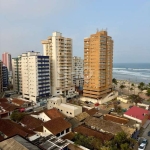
[142,124,150,150]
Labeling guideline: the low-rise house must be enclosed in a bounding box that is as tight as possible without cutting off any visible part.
[75,112,90,122]
[38,134,69,150]
[20,115,43,130]
[85,108,98,116]
[11,99,32,107]
[31,108,65,122]
[0,98,8,103]
[103,114,129,125]
[103,114,138,129]
[42,117,71,138]
[47,97,82,117]
[84,116,123,135]
[0,119,40,141]
[0,135,41,150]
[74,125,113,143]
[0,102,20,118]
[123,106,150,126]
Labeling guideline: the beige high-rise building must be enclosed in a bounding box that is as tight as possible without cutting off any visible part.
[83,30,113,99]
[0,60,3,93]
[41,32,76,99]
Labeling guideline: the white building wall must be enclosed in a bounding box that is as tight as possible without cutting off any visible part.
[72,56,84,87]
[47,97,82,117]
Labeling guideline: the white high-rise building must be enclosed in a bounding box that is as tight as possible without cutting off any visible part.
[41,32,77,98]
[72,56,84,87]
[12,51,51,103]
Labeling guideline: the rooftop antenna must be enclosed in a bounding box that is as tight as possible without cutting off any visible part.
[97,28,99,33]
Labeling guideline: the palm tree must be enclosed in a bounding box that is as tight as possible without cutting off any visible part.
[129,87,134,95]
[120,85,126,95]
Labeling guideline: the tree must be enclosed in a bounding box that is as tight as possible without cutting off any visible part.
[10,112,26,122]
[138,82,145,91]
[129,87,134,94]
[74,133,102,149]
[112,78,117,85]
[120,85,126,94]
[147,89,150,96]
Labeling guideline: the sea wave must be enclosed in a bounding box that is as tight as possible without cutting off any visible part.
[113,68,126,70]
[113,70,150,78]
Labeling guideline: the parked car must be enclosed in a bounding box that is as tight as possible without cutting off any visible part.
[148,131,150,136]
[141,139,148,145]
[129,105,133,109]
[138,143,146,150]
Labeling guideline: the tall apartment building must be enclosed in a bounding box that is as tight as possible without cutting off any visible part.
[12,51,51,103]
[41,32,76,98]
[12,56,22,94]
[0,61,3,94]
[83,30,113,99]
[72,56,84,87]
[2,52,12,72]
[2,65,8,90]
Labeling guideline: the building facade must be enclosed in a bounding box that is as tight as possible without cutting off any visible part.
[41,32,76,98]
[72,56,84,87]
[12,56,22,94]
[12,51,51,103]
[21,51,51,103]
[83,30,113,99]
[2,52,12,72]
[0,61,3,94]
[2,65,8,90]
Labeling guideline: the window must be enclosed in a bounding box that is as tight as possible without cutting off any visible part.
[66,128,69,133]
[61,131,64,135]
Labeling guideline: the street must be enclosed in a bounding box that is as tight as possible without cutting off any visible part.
[142,123,150,150]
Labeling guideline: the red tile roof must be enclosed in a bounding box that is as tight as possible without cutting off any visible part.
[43,117,71,135]
[74,125,113,142]
[0,102,20,111]
[12,99,30,106]
[103,114,129,124]
[20,115,43,129]
[124,106,150,121]
[0,98,8,103]
[85,108,98,116]
[0,119,35,138]
[44,108,65,119]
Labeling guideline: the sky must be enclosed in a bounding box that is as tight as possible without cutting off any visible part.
[0,0,150,63]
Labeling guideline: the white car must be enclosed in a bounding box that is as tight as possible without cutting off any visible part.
[138,143,146,150]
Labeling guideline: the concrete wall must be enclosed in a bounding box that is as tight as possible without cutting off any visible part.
[47,97,82,117]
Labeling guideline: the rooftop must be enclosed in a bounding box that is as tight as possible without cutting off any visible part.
[20,115,43,129]
[0,98,8,103]
[12,98,31,106]
[85,108,98,116]
[0,119,35,139]
[44,108,65,120]
[124,106,150,121]
[0,102,20,111]
[74,125,113,143]
[60,103,80,110]
[43,117,71,135]
[84,116,123,135]
[103,114,129,124]
[0,135,41,150]
[38,134,69,150]
[75,112,90,122]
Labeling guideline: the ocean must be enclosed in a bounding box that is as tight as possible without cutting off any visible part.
[113,63,150,84]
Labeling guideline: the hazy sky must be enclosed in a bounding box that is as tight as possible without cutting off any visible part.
[0,0,150,63]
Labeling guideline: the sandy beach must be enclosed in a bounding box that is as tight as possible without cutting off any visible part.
[115,80,142,95]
